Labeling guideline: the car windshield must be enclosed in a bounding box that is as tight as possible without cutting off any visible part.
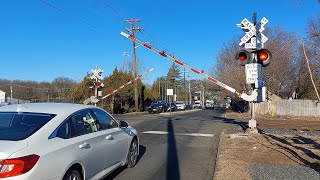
[0,112,56,141]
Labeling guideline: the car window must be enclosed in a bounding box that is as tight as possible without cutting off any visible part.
[69,110,101,137]
[56,120,70,139]
[91,109,118,130]
[0,112,55,141]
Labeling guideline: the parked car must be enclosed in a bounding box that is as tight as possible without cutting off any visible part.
[166,102,177,112]
[175,101,186,110]
[206,100,214,109]
[185,104,193,110]
[0,103,139,180]
[147,100,167,113]
[193,100,202,109]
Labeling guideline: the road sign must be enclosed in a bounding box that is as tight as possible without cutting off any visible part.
[245,63,262,84]
[238,17,269,49]
[167,89,173,96]
[90,67,104,81]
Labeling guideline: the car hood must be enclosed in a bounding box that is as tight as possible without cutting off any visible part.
[0,140,28,160]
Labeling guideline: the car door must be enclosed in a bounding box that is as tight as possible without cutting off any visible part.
[91,109,129,169]
[68,109,108,179]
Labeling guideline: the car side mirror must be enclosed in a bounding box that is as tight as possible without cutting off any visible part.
[119,121,129,128]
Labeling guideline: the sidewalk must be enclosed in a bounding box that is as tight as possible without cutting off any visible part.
[214,112,320,180]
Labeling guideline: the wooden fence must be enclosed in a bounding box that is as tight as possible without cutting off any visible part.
[255,99,320,117]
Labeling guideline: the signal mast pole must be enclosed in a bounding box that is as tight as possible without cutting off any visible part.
[250,12,257,129]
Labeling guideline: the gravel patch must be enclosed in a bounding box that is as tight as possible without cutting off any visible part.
[259,127,320,136]
[248,164,320,180]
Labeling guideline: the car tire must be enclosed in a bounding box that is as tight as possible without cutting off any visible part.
[127,138,138,168]
[63,169,82,180]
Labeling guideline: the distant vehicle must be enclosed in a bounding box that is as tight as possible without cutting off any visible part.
[175,101,186,110]
[206,100,214,109]
[147,100,167,113]
[185,104,193,110]
[225,97,231,109]
[0,103,139,180]
[167,102,177,112]
[193,100,202,109]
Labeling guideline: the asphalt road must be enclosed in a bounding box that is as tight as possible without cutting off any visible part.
[105,109,229,180]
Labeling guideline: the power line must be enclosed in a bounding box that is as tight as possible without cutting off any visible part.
[80,0,123,21]
[97,0,125,20]
[39,0,97,29]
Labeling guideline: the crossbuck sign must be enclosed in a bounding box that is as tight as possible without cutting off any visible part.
[89,67,104,81]
[238,17,268,49]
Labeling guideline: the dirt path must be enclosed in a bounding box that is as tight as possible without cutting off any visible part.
[214,131,320,180]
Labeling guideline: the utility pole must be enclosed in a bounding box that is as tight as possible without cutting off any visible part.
[124,18,141,112]
[201,82,205,109]
[189,81,192,104]
[10,85,13,104]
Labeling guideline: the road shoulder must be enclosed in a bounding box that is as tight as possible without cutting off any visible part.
[214,129,320,180]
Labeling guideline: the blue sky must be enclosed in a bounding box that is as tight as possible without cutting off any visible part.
[0,0,319,84]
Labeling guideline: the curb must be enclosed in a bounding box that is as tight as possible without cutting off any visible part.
[160,109,202,115]
[213,128,225,179]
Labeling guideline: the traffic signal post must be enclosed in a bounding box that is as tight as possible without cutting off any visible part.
[236,13,272,132]
[83,67,104,106]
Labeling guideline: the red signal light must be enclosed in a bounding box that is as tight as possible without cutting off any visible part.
[235,50,251,66]
[259,51,268,61]
[257,49,272,67]
[95,82,101,87]
[239,52,248,61]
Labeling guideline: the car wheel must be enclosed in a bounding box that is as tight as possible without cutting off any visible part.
[63,169,82,180]
[127,138,138,168]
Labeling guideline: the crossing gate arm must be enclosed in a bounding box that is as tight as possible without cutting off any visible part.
[120,31,258,102]
[83,68,154,105]
[101,68,154,100]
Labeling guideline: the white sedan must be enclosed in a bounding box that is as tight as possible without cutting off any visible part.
[0,103,139,180]
[175,101,186,110]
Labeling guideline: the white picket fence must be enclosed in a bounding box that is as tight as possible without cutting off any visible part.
[255,99,320,117]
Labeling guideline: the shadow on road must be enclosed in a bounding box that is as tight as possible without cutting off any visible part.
[166,118,180,180]
[104,145,147,180]
[211,115,248,132]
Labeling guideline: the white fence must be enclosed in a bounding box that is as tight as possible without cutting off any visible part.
[255,99,320,117]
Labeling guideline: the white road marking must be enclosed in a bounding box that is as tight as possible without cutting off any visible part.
[143,131,168,135]
[142,131,214,137]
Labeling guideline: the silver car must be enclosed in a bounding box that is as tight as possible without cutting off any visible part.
[0,103,139,180]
